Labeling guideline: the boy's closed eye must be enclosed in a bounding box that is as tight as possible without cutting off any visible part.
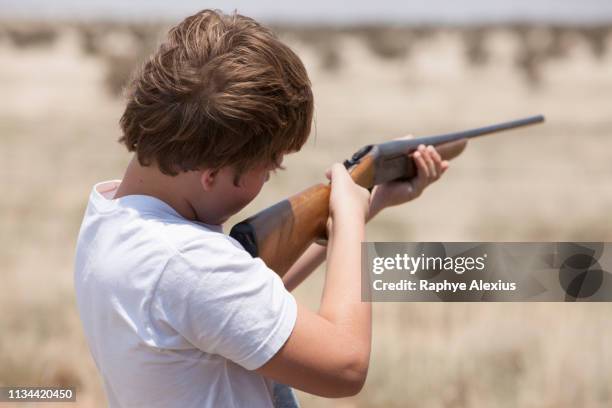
[273,164,286,173]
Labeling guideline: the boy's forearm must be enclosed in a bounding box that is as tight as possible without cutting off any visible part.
[319,216,371,351]
[282,243,326,291]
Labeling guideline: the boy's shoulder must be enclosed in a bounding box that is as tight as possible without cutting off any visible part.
[78,181,252,280]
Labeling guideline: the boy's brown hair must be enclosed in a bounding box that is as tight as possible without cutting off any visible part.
[119,9,314,180]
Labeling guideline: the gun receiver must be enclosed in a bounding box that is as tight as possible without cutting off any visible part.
[230,115,545,276]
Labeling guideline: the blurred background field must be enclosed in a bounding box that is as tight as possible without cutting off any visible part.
[1,3,612,407]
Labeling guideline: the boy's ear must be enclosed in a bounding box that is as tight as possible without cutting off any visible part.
[199,168,218,192]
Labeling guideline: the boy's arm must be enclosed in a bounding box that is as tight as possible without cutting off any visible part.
[282,143,448,292]
[257,164,370,397]
[258,147,446,397]
[282,242,326,291]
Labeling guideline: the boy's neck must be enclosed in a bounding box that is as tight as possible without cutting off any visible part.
[114,157,199,222]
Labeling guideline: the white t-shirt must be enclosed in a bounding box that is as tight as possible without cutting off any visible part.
[74,180,297,408]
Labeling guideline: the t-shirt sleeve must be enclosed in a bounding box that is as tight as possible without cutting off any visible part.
[153,237,297,370]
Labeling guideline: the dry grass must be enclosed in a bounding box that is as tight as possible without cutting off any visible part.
[1,22,611,407]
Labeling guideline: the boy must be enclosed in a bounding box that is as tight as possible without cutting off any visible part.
[74,9,448,408]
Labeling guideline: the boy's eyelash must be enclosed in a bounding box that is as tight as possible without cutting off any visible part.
[271,165,285,173]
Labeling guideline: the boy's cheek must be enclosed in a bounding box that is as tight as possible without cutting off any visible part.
[213,168,267,218]
[224,182,264,216]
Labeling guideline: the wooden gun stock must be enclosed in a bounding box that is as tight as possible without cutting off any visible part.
[230,115,544,276]
[230,183,329,275]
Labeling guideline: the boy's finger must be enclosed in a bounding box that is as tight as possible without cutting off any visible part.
[440,160,449,174]
[428,146,443,179]
[428,145,442,164]
[413,151,430,179]
[421,146,436,179]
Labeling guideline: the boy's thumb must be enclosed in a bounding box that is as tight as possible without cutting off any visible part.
[326,163,345,181]
[328,163,349,183]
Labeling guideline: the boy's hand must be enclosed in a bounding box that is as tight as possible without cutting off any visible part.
[326,163,370,227]
[368,138,449,218]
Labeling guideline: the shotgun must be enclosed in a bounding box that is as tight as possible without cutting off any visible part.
[230,115,545,276]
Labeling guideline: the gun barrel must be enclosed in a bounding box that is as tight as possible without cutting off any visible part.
[377,115,545,156]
